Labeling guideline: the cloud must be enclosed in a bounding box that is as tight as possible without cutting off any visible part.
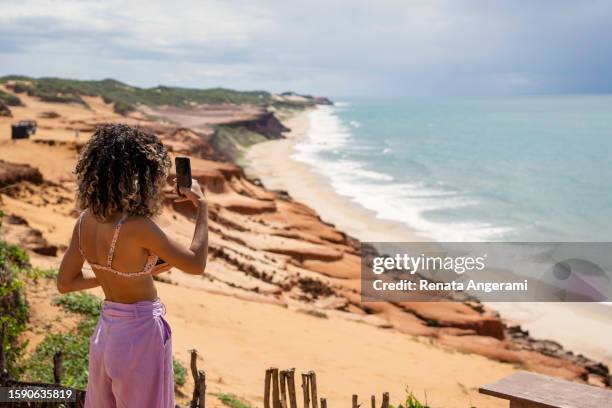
[1,0,612,96]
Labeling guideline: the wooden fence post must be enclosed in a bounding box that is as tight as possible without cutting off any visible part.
[352,394,358,408]
[53,350,63,385]
[320,398,327,408]
[308,371,318,408]
[301,373,310,408]
[271,367,280,408]
[197,370,206,408]
[381,392,389,408]
[190,349,199,408]
[286,368,298,408]
[279,370,288,408]
[265,368,273,408]
[371,395,375,408]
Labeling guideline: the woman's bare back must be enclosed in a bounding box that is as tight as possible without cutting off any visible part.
[79,211,159,303]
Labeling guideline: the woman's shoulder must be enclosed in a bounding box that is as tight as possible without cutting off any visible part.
[123,215,157,229]
[122,215,164,237]
[122,215,167,248]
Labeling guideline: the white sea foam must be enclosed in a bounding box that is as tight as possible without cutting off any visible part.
[292,106,512,242]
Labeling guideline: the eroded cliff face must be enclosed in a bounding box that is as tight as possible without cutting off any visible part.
[223,111,289,140]
[0,159,43,187]
[0,91,608,387]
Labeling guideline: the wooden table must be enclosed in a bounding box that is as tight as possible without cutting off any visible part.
[479,371,612,408]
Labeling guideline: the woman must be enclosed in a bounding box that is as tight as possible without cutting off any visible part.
[57,123,208,408]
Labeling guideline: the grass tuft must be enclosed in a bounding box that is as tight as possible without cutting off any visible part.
[213,392,254,408]
[391,389,430,408]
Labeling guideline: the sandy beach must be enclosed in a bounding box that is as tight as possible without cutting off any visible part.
[245,108,612,369]
[245,111,423,243]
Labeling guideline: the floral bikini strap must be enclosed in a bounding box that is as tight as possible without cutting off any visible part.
[107,213,128,268]
[77,211,86,259]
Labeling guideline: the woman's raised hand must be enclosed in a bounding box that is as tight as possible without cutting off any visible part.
[174,179,206,207]
[150,261,172,276]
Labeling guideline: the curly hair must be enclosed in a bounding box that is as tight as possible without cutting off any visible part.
[75,123,171,222]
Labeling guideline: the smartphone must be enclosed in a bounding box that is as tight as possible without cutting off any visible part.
[175,157,192,190]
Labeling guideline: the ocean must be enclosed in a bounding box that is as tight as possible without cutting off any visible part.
[292,96,612,242]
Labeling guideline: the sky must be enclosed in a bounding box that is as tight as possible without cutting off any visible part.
[1,0,612,98]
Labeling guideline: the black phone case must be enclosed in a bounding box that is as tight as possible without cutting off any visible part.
[175,157,192,188]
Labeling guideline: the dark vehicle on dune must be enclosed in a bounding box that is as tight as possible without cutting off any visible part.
[11,120,37,139]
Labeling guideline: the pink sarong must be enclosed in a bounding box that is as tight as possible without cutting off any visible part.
[84,299,175,408]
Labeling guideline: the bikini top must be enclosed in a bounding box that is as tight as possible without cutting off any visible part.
[77,211,158,278]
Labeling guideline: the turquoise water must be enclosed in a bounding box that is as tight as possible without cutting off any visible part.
[292,95,612,242]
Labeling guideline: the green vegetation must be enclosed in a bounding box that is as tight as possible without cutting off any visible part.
[391,389,430,408]
[53,292,101,317]
[24,292,100,388]
[23,267,59,280]
[0,238,30,377]
[211,125,268,163]
[24,327,92,388]
[213,392,254,408]
[0,75,317,116]
[0,209,29,377]
[173,358,187,388]
[0,89,23,106]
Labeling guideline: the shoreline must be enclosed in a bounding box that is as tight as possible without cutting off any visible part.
[245,107,612,369]
[245,109,426,243]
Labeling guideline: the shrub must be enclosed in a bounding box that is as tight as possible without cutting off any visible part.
[23,293,101,388]
[53,293,101,318]
[0,238,30,377]
[113,100,135,116]
[0,90,23,106]
[24,331,90,389]
[173,358,187,387]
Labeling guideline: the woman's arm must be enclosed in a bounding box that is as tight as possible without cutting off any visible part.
[135,179,208,275]
[57,221,100,293]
